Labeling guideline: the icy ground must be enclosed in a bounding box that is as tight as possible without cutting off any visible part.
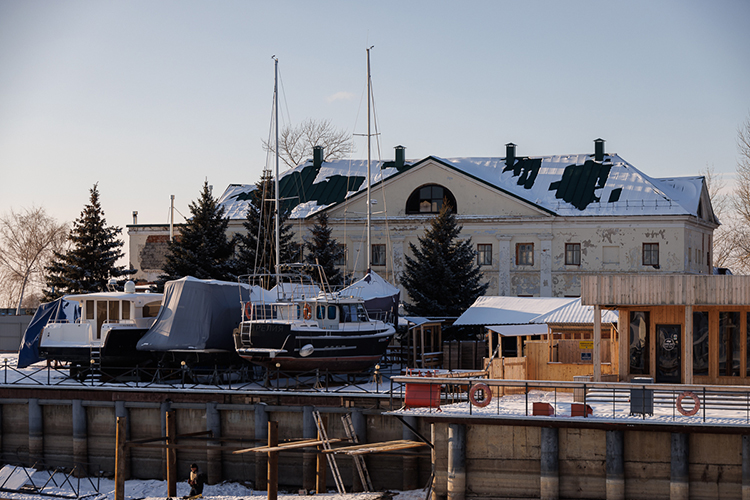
[0,475,426,500]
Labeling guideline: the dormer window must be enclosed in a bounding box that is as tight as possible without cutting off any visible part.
[406,184,457,214]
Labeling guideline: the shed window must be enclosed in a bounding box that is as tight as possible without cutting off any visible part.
[693,311,709,376]
[629,311,649,375]
[719,312,740,377]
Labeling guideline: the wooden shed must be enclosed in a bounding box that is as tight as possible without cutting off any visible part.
[581,275,750,385]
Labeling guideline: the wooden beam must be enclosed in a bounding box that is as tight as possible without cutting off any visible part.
[268,421,278,500]
[114,417,126,500]
[323,440,428,455]
[593,305,602,382]
[166,411,176,499]
[684,305,693,384]
[233,438,344,454]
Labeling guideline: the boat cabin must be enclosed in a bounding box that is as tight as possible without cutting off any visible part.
[46,291,163,346]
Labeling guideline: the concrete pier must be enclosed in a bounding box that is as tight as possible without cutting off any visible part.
[302,406,316,492]
[540,427,559,500]
[351,409,367,492]
[28,398,43,465]
[446,423,465,500]
[606,430,624,500]
[670,432,689,500]
[206,402,221,484]
[254,403,268,490]
[72,399,87,476]
[402,415,419,491]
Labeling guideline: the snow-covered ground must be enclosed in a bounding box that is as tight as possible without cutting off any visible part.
[396,388,750,427]
[5,354,750,427]
[0,473,426,500]
[0,471,426,500]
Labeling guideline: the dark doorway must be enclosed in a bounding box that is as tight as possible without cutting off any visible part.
[656,324,681,383]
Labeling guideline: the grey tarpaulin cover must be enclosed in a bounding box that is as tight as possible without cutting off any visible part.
[137,276,254,352]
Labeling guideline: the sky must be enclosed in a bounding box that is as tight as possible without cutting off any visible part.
[1,0,749,266]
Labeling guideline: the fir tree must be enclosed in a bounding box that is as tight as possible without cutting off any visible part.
[304,212,345,287]
[44,184,133,299]
[160,181,235,283]
[399,204,488,317]
[234,171,298,276]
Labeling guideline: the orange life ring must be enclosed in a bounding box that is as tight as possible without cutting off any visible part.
[676,391,700,416]
[244,302,252,320]
[468,383,492,407]
[302,303,312,320]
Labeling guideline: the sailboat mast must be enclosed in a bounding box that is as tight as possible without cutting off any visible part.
[366,47,372,272]
[274,56,281,284]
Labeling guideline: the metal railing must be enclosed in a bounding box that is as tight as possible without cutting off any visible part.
[0,358,407,396]
[390,376,750,426]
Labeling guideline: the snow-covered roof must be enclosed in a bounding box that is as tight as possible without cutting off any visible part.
[454,296,617,327]
[486,324,549,336]
[531,298,618,324]
[218,152,707,220]
[453,296,578,326]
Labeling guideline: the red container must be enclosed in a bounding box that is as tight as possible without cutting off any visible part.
[571,403,593,417]
[532,402,554,416]
[405,383,441,409]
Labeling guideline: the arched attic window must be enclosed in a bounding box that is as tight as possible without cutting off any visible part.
[405,184,457,214]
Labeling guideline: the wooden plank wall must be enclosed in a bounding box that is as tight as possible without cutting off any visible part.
[581,275,750,306]
[556,339,611,364]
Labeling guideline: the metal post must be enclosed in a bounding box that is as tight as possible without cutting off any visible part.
[402,415,419,490]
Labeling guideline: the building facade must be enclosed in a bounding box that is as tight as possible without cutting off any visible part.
[128,140,718,301]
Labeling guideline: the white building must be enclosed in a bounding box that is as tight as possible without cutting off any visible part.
[128,139,718,300]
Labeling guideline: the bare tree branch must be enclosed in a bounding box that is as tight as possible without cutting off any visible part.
[0,207,68,312]
[262,118,354,168]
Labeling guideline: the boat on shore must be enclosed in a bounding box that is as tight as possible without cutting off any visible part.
[233,265,395,373]
[36,281,163,377]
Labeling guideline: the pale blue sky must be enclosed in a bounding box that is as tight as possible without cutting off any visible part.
[1,0,749,264]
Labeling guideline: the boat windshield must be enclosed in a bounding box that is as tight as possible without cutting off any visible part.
[339,303,370,323]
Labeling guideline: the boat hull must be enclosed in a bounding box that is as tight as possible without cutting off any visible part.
[235,324,394,373]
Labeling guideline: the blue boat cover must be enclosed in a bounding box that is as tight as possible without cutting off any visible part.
[17,298,79,368]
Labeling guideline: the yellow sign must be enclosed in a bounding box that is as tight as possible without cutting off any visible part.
[579,341,594,350]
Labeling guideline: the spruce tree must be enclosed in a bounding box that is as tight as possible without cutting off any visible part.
[160,181,235,283]
[44,183,133,299]
[304,212,345,287]
[400,204,488,317]
[234,171,298,276]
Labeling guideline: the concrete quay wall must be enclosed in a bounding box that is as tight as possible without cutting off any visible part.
[1,386,750,499]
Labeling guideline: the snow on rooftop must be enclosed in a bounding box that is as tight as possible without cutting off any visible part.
[218,153,704,221]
